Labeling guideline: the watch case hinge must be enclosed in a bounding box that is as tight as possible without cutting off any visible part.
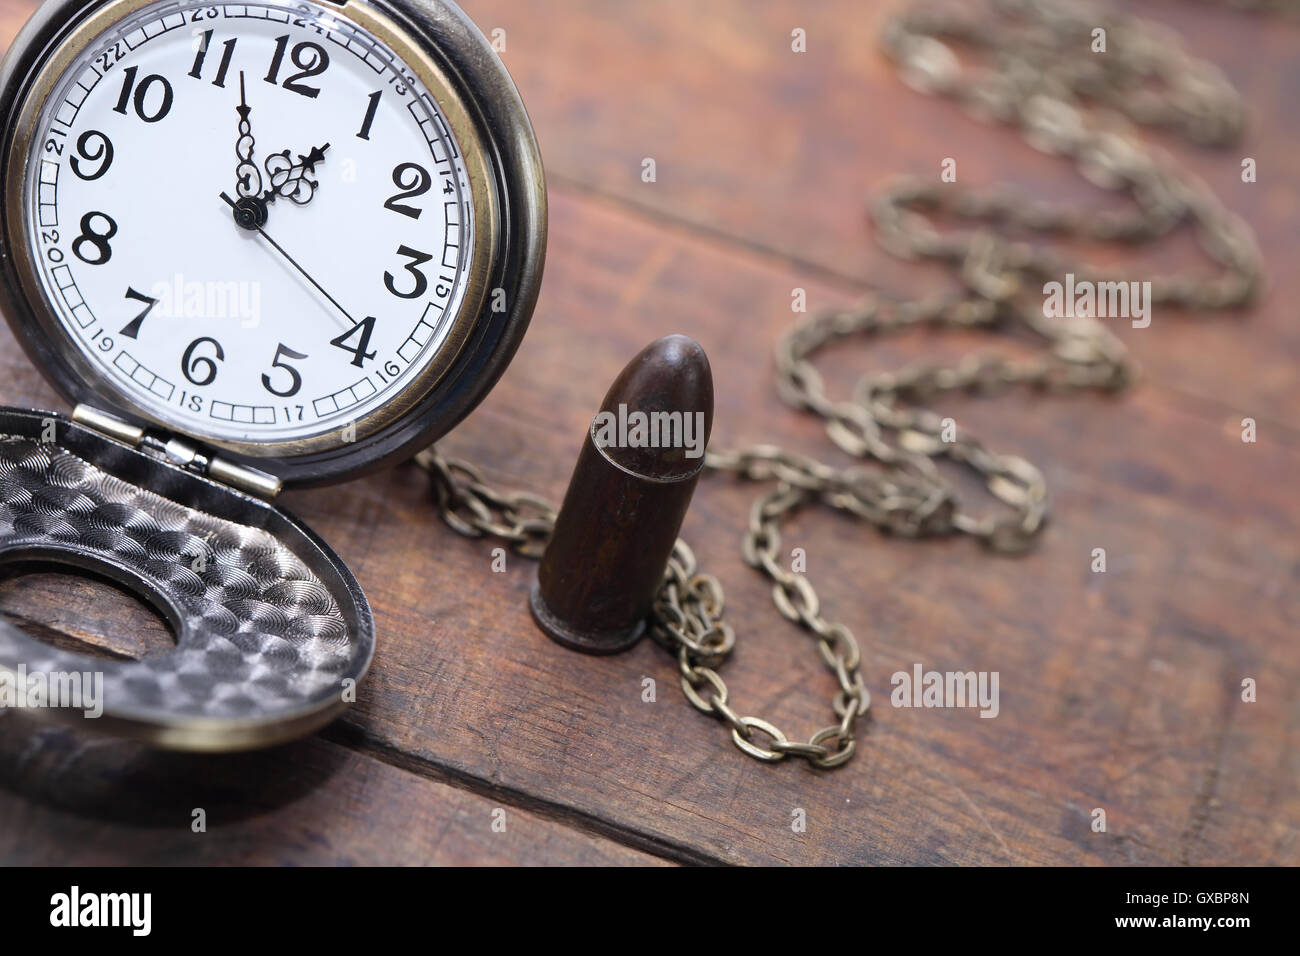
[72,405,283,500]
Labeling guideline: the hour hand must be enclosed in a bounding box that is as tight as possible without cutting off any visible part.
[261,143,331,206]
[234,72,262,200]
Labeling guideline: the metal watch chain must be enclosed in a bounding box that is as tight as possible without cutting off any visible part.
[416,0,1265,769]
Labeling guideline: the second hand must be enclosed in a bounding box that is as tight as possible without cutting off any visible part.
[220,191,355,331]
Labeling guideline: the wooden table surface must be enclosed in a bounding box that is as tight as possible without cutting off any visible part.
[0,0,1296,866]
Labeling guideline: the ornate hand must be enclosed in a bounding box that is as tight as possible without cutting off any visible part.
[234,72,262,200]
[260,143,331,206]
[226,74,328,231]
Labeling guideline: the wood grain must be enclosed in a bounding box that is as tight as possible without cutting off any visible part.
[0,0,1296,866]
[0,567,177,660]
[297,190,1298,866]
[461,0,1300,421]
[0,718,668,865]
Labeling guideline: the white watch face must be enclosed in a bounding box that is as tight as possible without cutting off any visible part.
[21,0,478,448]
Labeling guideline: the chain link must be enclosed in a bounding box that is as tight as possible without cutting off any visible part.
[414,0,1263,768]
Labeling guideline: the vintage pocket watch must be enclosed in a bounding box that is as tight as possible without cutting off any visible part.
[0,0,546,749]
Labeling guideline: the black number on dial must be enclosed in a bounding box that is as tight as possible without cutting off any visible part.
[384,246,433,299]
[265,36,329,98]
[69,130,114,181]
[119,287,159,340]
[113,66,174,123]
[182,336,225,387]
[357,90,382,140]
[262,344,309,397]
[330,316,378,368]
[72,212,118,265]
[190,31,237,88]
[384,163,431,219]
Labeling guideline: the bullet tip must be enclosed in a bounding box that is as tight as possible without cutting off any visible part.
[593,334,714,480]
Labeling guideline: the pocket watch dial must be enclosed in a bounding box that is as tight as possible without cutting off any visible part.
[15,0,490,453]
